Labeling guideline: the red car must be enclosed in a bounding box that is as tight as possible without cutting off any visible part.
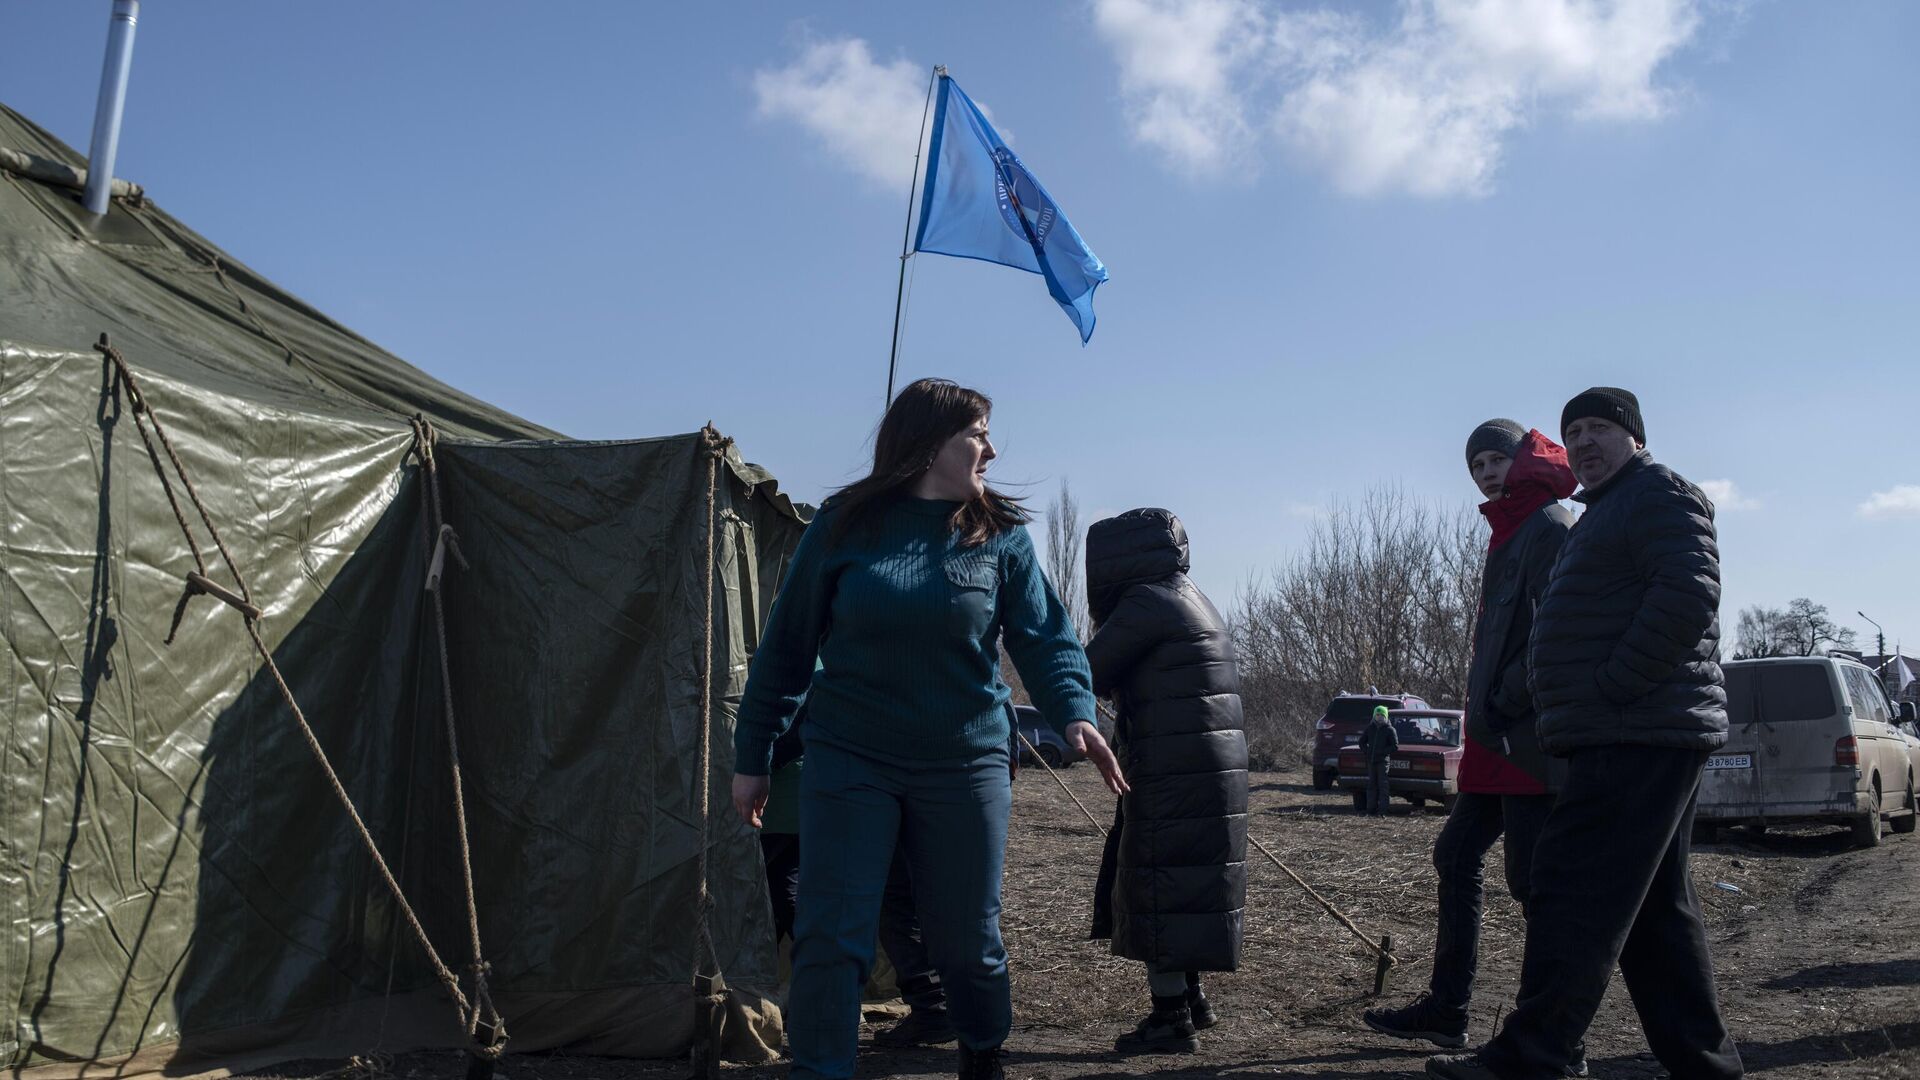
[1312,692,1431,790]
[1337,709,1464,812]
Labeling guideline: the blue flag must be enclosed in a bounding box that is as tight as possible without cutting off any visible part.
[913,74,1108,343]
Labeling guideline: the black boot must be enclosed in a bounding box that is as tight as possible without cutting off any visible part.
[1362,991,1468,1049]
[875,1005,958,1047]
[957,1043,1006,1080]
[1114,994,1200,1055]
[1185,972,1217,1030]
[1566,1042,1589,1078]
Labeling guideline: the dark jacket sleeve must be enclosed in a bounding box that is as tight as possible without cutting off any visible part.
[1593,479,1720,705]
[733,514,835,776]
[1488,514,1571,721]
[999,527,1097,736]
[769,698,809,772]
[1084,585,1159,699]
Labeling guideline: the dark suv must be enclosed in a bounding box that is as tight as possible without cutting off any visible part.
[1312,692,1430,790]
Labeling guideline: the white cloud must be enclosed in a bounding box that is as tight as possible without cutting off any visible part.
[1698,479,1759,511]
[752,36,927,188]
[1858,485,1920,520]
[1093,0,1714,196]
[1091,0,1269,177]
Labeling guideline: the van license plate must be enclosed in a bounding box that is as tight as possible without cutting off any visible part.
[1706,754,1752,770]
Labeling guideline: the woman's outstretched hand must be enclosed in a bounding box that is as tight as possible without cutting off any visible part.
[732,773,770,828]
[1067,720,1130,795]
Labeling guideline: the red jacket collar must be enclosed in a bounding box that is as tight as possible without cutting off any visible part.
[1479,429,1576,550]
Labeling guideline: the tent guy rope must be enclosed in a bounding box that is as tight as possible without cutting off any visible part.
[407,416,508,1061]
[689,425,736,1080]
[1022,699,1399,981]
[94,334,507,1061]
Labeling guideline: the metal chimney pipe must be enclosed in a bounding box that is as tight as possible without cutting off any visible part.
[82,0,141,216]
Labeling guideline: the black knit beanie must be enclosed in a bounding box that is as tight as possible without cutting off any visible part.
[1560,387,1645,445]
[1465,418,1526,466]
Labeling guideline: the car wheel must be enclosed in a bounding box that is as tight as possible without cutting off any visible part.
[1313,769,1335,791]
[1037,744,1063,769]
[1350,790,1366,811]
[1691,821,1719,846]
[1851,779,1884,848]
[1746,823,1769,837]
[1892,776,1918,836]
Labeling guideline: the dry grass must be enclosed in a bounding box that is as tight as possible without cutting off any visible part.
[250,765,1920,1080]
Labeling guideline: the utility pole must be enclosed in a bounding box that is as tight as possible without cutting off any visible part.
[1859,610,1888,689]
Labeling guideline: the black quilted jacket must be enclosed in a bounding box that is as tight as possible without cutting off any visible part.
[1528,451,1729,754]
[1084,509,1246,973]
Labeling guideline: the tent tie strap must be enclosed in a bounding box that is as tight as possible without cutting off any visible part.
[425,524,468,594]
[92,333,500,1048]
[184,570,264,621]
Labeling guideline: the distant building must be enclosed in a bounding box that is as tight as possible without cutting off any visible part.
[1835,651,1920,705]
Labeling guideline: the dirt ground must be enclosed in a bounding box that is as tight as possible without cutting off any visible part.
[261,765,1920,1080]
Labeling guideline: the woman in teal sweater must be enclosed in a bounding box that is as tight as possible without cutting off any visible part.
[731,378,1126,1080]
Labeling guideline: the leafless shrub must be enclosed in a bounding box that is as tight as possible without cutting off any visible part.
[1230,486,1485,768]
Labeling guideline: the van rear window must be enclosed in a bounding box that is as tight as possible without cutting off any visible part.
[1327,698,1393,722]
[1725,665,1836,724]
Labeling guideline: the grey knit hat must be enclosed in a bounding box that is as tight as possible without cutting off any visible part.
[1465,418,1526,466]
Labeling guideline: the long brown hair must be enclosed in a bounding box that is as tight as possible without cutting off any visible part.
[827,378,1029,547]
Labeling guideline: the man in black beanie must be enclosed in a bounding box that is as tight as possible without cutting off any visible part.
[1429,389,1743,1080]
[1556,387,1645,490]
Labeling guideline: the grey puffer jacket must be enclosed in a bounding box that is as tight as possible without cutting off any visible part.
[1528,451,1728,754]
[1084,509,1247,974]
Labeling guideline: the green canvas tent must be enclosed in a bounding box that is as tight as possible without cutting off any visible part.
[1,101,802,1075]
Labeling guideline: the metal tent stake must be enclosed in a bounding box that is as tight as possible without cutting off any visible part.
[1373,933,1395,997]
[465,1020,499,1080]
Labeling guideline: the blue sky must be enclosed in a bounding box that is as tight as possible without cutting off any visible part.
[5,1,1917,654]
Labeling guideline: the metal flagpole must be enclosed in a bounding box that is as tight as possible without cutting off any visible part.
[886,65,943,409]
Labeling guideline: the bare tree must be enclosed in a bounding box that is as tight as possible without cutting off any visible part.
[1043,478,1089,641]
[1734,598,1858,659]
[1733,605,1790,659]
[1229,486,1488,768]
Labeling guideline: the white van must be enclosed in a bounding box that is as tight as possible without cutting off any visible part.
[1697,656,1919,847]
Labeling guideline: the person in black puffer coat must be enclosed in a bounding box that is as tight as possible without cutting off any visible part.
[1083,508,1248,1056]
[1430,388,1742,1080]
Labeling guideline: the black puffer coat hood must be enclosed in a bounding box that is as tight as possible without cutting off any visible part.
[1084,508,1246,973]
[1087,509,1189,625]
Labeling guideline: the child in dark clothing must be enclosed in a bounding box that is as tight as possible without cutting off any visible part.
[1360,705,1399,816]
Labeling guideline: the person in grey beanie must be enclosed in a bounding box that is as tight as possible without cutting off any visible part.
[1429,388,1743,1080]
[1365,418,1575,1069]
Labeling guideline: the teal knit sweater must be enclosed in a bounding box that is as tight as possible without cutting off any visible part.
[734,496,1094,774]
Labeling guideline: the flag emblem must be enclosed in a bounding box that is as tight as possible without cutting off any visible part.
[992,147,1056,248]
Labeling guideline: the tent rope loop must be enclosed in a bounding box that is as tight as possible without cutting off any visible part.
[88,331,502,1054]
